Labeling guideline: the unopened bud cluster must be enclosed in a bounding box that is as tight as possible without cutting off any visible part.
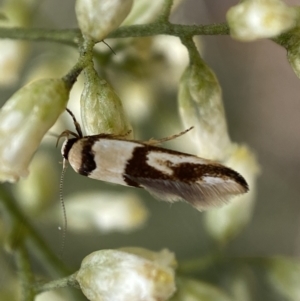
[76,248,177,301]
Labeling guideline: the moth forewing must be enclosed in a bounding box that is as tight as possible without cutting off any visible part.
[123,145,248,211]
[61,131,249,211]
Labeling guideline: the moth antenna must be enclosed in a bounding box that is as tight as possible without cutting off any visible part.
[102,40,116,55]
[66,108,83,138]
[59,159,68,259]
[146,126,194,145]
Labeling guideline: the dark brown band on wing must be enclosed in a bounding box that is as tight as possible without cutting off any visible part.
[124,144,248,191]
[124,145,168,187]
[78,137,97,176]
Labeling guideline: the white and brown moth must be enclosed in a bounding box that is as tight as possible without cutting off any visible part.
[59,109,248,211]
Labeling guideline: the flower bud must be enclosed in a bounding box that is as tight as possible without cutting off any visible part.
[75,0,133,41]
[55,191,148,233]
[81,66,133,137]
[227,0,297,42]
[14,151,58,215]
[76,248,176,301]
[0,0,35,86]
[204,144,260,243]
[122,0,183,26]
[0,78,70,182]
[178,62,232,161]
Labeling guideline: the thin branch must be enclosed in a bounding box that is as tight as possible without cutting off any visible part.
[15,239,36,301]
[0,185,72,277]
[0,23,230,45]
[157,0,174,23]
[0,27,80,46]
[108,22,230,38]
[180,35,203,66]
[34,273,79,294]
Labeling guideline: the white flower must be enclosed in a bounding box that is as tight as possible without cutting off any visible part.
[76,248,177,301]
[75,0,133,41]
[0,79,70,182]
[227,0,297,42]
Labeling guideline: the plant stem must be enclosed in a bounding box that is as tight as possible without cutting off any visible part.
[62,36,95,87]
[34,273,80,294]
[15,237,36,301]
[0,23,230,45]
[110,22,230,38]
[180,36,203,66]
[0,27,80,45]
[157,0,174,22]
[0,185,72,277]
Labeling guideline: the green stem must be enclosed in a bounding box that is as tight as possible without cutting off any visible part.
[157,0,174,22]
[180,35,207,69]
[0,23,230,44]
[0,27,81,45]
[62,36,95,87]
[109,22,230,38]
[34,273,79,294]
[15,239,36,301]
[0,185,72,277]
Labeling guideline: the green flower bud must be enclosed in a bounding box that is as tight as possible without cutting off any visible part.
[75,0,133,41]
[227,0,297,42]
[0,0,35,86]
[14,151,58,215]
[76,248,176,301]
[122,0,183,26]
[81,66,133,137]
[178,62,231,161]
[0,78,70,182]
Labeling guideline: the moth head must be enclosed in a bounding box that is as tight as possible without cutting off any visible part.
[61,138,76,161]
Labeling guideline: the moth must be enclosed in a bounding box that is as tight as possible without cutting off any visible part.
[59,109,248,211]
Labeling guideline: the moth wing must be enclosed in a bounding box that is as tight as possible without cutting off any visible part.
[126,176,247,211]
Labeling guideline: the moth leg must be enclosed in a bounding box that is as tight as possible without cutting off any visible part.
[144,126,194,145]
[56,130,78,147]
